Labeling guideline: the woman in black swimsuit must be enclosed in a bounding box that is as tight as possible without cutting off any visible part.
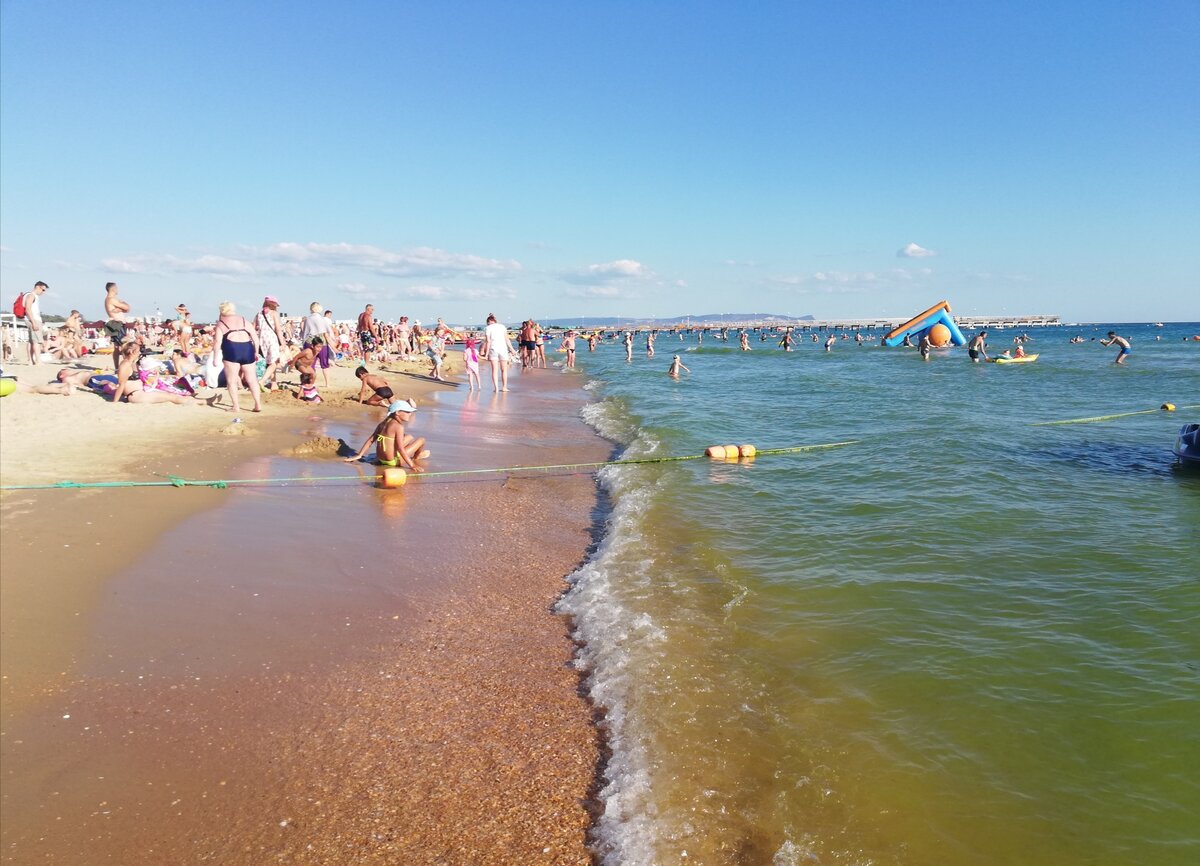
[214,301,262,418]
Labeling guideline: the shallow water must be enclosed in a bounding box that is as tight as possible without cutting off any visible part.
[561,323,1200,865]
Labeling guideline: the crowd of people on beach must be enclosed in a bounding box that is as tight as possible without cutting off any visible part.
[7,280,1187,416]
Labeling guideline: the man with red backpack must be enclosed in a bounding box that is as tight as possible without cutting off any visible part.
[13,281,48,365]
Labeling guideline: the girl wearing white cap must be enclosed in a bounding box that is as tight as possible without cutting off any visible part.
[343,399,427,469]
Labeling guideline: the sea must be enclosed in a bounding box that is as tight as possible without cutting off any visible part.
[557,322,1200,866]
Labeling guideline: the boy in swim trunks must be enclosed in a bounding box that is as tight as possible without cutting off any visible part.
[355,366,394,405]
[1099,331,1131,364]
[343,399,427,470]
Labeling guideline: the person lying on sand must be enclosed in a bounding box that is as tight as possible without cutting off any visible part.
[355,366,395,405]
[343,399,428,470]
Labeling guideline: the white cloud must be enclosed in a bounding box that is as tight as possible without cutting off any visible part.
[565,285,635,299]
[337,282,516,303]
[770,267,934,293]
[561,258,651,286]
[898,242,936,258]
[100,242,522,281]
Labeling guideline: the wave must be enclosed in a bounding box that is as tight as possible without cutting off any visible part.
[560,395,667,864]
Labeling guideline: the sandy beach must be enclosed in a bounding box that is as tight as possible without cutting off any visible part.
[0,355,611,863]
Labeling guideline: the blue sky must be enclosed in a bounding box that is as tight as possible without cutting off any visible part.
[2,1,1197,324]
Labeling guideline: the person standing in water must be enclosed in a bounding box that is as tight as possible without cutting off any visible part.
[1099,331,1132,364]
[623,330,634,362]
[667,354,690,379]
[482,313,512,392]
[646,331,656,358]
[560,330,577,369]
[824,334,836,352]
[967,330,989,363]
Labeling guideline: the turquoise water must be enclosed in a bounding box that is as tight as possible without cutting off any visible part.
[559,323,1200,865]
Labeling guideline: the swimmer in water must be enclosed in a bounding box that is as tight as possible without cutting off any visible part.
[967,330,989,363]
[667,354,690,379]
[1099,331,1131,364]
[824,335,836,352]
[918,333,932,361]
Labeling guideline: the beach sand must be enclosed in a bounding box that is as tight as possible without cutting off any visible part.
[1,356,611,863]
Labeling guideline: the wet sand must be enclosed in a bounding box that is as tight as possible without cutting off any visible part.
[1,367,611,864]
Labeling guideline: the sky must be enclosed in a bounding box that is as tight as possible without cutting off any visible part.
[2,0,1197,325]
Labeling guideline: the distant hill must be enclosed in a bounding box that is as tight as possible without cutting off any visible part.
[540,312,812,328]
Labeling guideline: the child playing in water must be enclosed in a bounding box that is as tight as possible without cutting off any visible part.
[462,336,481,391]
[667,354,690,379]
[560,331,577,369]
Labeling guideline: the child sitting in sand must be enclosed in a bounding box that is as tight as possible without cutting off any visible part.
[343,399,428,470]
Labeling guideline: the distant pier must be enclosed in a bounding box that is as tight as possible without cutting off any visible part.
[571,314,1062,332]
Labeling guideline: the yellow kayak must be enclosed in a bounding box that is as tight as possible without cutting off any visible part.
[993,353,1039,364]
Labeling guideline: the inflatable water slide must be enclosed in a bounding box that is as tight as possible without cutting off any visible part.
[882,300,967,347]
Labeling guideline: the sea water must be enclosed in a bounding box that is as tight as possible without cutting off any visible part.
[558,323,1200,865]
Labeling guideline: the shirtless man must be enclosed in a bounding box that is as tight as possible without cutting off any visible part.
[354,366,395,405]
[967,330,989,363]
[104,282,131,370]
[344,399,427,470]
[357,304,379,354]
[1099,331,1132,365]
[624,331,634,361]
[667,354,690,379]
[519,320,536,368]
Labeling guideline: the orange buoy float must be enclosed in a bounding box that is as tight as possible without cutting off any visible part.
[706,444,757,460]
[927,323,952,347]
[378,467,408,488]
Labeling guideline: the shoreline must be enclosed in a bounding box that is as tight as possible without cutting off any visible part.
[1,360,612,863]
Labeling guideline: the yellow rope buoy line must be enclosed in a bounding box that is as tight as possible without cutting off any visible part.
[0,440,862,493]
[1030,404,1198,427]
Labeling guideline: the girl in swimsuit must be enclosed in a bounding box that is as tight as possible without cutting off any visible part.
[213,301,262,417]
[344,400,427,469]
[463,337,481,391]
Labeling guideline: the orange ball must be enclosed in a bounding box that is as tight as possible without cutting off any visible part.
[378,467,408,488]
[928,323,951,347]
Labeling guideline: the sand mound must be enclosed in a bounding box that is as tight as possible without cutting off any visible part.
[285,435,342,457]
